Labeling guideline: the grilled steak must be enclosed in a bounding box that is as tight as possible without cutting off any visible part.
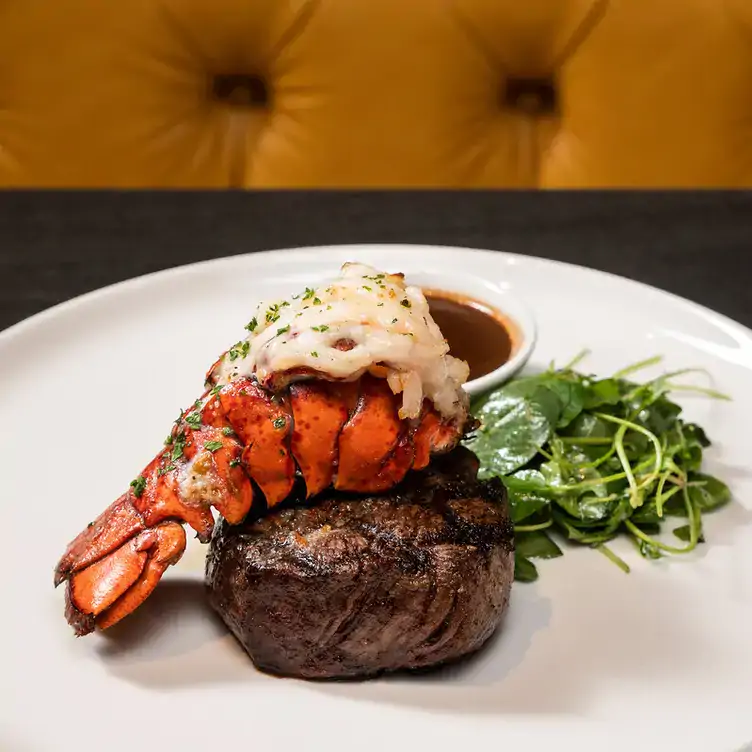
[204,446,515,679]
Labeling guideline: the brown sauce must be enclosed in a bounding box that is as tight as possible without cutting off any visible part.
[424,289,516,381]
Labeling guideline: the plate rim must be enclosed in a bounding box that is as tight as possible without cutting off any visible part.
[2,243,749,347]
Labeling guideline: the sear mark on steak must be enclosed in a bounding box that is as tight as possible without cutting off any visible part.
[204,446,515,680]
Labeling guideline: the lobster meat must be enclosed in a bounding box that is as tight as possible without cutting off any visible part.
[54,262,474,636]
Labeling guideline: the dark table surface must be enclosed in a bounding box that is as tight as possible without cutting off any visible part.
[0,190,750,334]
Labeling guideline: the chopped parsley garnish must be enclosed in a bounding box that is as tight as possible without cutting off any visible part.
[272,417,286,430]
[171,431,187,461]
[303,287,315,300]
[157,464,177,477]
[130,476,147,498]
[229,458,241,468]
[222,426,235,436]
[265,304,282,323]
[228,341,250,361]
[311,351,319,357]
[401,299,411,308]
[362,286,372,292]
[204,440,223,453]
[164,433,174,446]
[211,384,224,396]
[377,303,384,307]
[391,318,398,324]
[311,325,329,332]
[184,411,202,430]
[313,297,322,305]
[277,325,290,336]
[245,317,258,332]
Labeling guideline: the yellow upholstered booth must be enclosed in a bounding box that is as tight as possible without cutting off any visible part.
[1,0,751,188]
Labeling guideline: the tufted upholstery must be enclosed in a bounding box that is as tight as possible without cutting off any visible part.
[1,0,751,188]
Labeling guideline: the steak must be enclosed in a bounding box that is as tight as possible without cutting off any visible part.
[204,446,515,680]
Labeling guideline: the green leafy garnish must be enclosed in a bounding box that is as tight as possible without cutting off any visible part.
[171,431,187,461]
[245,317,258,332]
[463,351,733,582]
[228,341,250,361]
[272,417,286,430]
[204,440,223,453]
[129,476,147,498]
[184,411,202,430]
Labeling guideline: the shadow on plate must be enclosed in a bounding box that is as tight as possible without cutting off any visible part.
[94,578,261,688]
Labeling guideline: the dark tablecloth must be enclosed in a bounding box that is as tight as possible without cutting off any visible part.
[0,190,750,333]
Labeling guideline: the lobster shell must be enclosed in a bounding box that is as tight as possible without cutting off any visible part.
[54,373,472,636]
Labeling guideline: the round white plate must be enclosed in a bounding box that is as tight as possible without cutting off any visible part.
[2,244,751,752]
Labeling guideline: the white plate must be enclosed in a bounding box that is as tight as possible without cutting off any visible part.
[1,244,751,752]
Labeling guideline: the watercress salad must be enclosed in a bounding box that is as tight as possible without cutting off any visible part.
[462,351,733,582]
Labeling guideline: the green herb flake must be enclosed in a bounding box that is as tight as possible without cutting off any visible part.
[311,325,329,332]
[229,458,241,468]
[303,287,315,300]
[184,411,202,430]
[311,351,319,357]
[204,440,223,453]
[277,325,291,336]
[171,432,187,461]
[130,475,147,498]
[228,341,250,361]
[272,417,286,430]
[244,317,258,332]
[400,299,411,308]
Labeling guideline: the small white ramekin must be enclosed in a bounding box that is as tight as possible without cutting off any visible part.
[404,268,538,398]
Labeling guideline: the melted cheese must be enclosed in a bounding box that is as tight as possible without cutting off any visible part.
[212,262,470,420]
